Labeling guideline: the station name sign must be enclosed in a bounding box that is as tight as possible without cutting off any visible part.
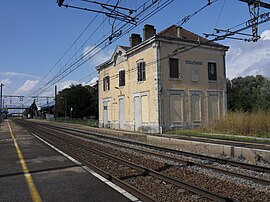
[185,60,203,65]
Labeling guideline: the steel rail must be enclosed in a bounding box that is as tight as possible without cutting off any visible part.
[27,126,156,202]
[33,122,270,173]
[42,125,270,185]
[25,123,237,202]
[36,124,270,186]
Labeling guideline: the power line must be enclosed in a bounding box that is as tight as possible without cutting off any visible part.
[32,0,220,101]
[20,0,222,108]
[58,0,137,23]
[205,0,270,42]
[30,0,174,97]
[204,10,270,41]
[31,1,126,96]
[213,0,225,30]
[33,0,270,106]
[78,71,97,82]
[25,1,113,106]
[41,17,109,90]
[176,0,218,27]
[93,38,225,90]
[31,0,112,95]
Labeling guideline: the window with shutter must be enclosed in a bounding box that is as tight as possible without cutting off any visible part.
[208,62,217,81]
[170,58,179,78]
[119,70,125,87]
[103,76,110,91]
[137,61,146,82]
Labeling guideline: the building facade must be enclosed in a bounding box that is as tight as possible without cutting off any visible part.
[96,25,229,133]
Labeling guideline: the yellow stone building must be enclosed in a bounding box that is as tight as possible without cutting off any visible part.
[96,24,229,133]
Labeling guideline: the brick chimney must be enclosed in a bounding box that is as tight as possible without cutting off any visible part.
[143,24,156,41]
[129,33,142,47]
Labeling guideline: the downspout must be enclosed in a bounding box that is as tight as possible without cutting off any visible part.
[223,50,227,116]
[156,40,162,134]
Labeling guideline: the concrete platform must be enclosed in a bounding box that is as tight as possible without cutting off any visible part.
[0,120,135,202]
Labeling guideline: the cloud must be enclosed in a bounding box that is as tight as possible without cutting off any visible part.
[81,76,98,86]
[83,46,112,67]
[14,80,39,95]
[226,33,270,79]
[36,80,79,97]
[0,78,12,86]
[0,72,40,95]
[57,80,79,91]
[8,80,79,108]
[261,30,270,41]
[89,77,98,86]
[0,71,40,79]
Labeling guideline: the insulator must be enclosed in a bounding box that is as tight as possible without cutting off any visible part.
[57,0,65,7]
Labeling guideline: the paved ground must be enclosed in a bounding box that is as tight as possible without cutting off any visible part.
[0,120,133,202]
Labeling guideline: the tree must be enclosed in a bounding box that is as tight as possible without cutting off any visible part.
[256,79,270,110]
[56,83,98,119]
[227,75,270,112]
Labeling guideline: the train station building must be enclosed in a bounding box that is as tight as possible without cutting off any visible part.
[96,24,229,133]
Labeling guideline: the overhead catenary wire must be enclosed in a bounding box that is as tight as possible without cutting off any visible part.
[22,0,221,109]
[33,0,215,101]
[81,0,136,13]
[25,0,219,107]
[38,1,168,94]
[176,0,218,27]
[26,1,211,101]
[159,0,218,38]
[92,38,223,89]
[78,71,97,83]
[207,0,270,41]
[85,0,220,87]
[41,16,109,89]
[23,0,270,110]
[30,0,112,95]
[205,10,270,41]
[9,0,268,109]
[96,7,270,88]
[213,0,225,30]
[92,0,240,87]
[24,0,113,106]
[20,1,235,110]
[31,0,174,97]
[31,0,151,96]
[61,0,137,23]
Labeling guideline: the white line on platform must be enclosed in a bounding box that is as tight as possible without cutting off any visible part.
[32,133,141,202]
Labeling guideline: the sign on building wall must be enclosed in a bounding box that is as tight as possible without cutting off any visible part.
[185,60,203,66]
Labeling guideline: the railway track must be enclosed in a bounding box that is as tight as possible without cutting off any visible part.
[33,123,270,186]
[26,121,270,173]
[20,121,235,202]
[15,120,270,201]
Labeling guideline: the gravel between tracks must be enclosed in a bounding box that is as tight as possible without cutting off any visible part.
[36,127,270,202]
[18,120,270,202]
[45,132,211,201]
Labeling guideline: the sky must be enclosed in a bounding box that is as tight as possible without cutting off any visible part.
[1,0,270,109]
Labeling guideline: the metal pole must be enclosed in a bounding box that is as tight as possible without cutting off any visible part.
[3,99,5,120]
[0,83,4,123]
[54,86,57,121]
[64,98,67,123]
[70,107,73,120]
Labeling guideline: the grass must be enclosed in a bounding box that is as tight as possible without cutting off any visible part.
[167,111,270,141]
[203,111,270,137]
